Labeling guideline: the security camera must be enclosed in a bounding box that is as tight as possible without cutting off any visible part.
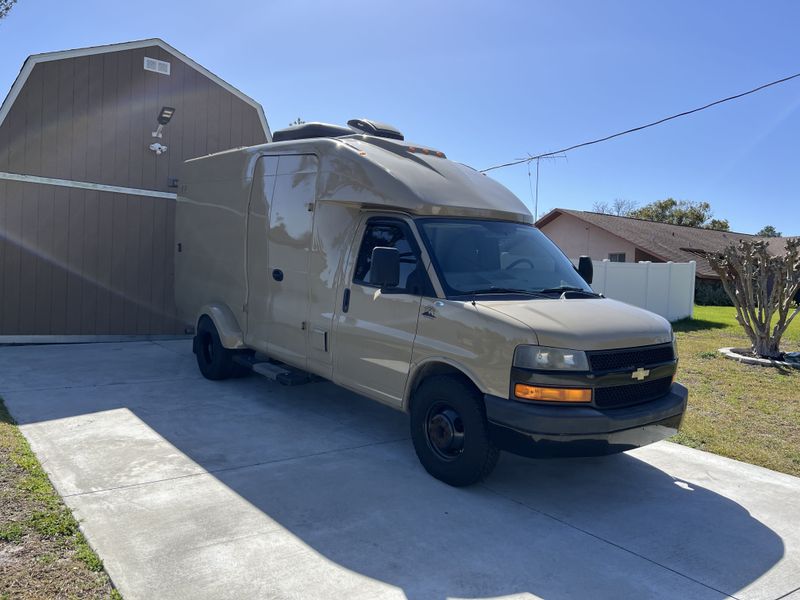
[149,142,168,155]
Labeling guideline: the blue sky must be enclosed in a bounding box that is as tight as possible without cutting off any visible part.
[1,0,798,234]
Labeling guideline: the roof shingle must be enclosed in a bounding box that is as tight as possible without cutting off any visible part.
[536,209,796,278]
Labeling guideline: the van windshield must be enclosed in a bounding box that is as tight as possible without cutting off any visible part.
[417,218,594,298]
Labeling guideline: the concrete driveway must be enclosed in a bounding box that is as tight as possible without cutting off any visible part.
[1,341,799,600]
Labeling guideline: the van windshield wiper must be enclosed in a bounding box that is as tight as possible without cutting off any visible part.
[467,287,549,298]
[537,286,602,298]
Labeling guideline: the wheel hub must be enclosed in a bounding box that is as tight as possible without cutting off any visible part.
[426,406,465,460]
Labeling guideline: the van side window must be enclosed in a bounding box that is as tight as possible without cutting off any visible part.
[353,221,431,295]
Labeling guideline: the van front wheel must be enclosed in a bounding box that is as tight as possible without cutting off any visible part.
[195,316,238,380]
[410,375,499,486]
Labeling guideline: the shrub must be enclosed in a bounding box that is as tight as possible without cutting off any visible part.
[694,279,733,306]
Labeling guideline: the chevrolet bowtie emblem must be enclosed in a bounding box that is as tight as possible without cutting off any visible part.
[632,367,650,381]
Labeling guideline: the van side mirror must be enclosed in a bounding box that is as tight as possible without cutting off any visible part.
[370,247,400,288]
[577,255,593,285]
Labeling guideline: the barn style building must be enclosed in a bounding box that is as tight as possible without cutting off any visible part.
[0,39,271,340]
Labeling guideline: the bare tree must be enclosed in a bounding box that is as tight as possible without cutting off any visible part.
[0,0,18,19]
[706,239,800,359]
[592,198,637,216]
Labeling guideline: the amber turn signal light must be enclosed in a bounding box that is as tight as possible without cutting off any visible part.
[514,384,592,403]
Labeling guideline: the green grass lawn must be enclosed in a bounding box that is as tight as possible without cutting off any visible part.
[0,400,121,600]
[670,305,800,476]
[674,305,800,343]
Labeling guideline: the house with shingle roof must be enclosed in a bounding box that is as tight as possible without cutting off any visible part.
[535,208,795,282]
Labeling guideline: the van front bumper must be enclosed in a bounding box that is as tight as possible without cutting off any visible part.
[484,382,688,458]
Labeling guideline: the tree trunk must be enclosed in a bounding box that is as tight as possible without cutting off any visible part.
[752,336,782,359]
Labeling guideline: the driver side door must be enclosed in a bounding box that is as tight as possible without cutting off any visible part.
[332,217,433,406]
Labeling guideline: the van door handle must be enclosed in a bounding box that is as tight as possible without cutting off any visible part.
[272,269,284,282]
[342,288,351,313]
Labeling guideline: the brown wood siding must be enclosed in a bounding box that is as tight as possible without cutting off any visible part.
[0,181,182,335]
[0,43,266,336]
[0,44,266,191]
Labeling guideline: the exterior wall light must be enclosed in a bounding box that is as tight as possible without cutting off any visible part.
[152,106,176,138]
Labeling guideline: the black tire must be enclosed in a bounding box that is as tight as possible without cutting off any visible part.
[195,316,238,380]
[410,375,500,487]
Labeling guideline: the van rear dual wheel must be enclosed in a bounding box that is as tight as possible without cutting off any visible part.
[195,316,246,380]
[410,375,500,486]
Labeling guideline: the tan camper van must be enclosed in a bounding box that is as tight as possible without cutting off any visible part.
[175,119,688,486]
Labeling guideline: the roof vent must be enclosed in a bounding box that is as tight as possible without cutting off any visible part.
[347,118,404,140]
[144,56,171,75]
[272,122,354,143]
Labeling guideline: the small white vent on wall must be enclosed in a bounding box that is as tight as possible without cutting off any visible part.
[143,57,171,75]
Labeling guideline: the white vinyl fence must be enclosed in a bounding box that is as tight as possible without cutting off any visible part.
[572,259,696,321]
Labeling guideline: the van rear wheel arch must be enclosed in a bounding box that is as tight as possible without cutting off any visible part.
[196,303,246,350]
[194,315,249,380]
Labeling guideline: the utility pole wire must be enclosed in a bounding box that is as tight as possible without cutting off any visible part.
[480,71,800,173]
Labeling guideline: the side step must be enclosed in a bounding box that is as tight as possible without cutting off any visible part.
[233,353,312,386]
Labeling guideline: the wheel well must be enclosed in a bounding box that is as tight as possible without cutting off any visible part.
[405,362,482,411]
[196,304,246,350]
[195,314,216,339]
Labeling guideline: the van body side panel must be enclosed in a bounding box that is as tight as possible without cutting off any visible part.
[175,153,258,337]
[260,154,318,367]
[244,155,279,353]
[408,301,538,406]
[306,200,361,377]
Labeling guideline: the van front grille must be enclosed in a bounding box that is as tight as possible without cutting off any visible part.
[594,377,673,409]
[587,344,674,372]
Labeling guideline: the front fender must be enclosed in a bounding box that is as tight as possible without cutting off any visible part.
[403,356,488,412]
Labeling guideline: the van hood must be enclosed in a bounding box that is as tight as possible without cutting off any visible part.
[479,297,673,351]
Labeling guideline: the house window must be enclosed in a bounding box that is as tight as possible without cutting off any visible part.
[608,252,626,262]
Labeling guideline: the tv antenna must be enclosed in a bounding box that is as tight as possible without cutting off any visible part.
[527,154,566,221]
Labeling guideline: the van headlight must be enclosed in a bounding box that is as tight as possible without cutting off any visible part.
[513,345,589,371]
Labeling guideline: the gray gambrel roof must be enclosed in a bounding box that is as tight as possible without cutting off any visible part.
[536,208,797,279]
[0,38,271,140]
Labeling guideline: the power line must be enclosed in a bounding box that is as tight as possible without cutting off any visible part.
[480,71,800,173]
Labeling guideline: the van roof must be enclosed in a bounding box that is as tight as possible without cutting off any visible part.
[185,134,533,224]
